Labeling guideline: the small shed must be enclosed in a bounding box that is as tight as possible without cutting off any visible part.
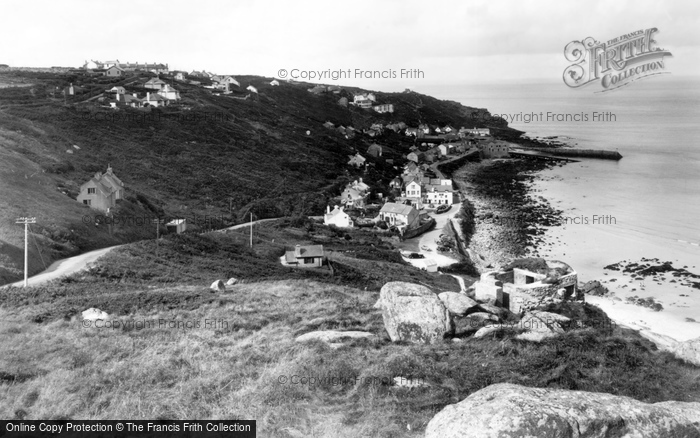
[166,219,187,234]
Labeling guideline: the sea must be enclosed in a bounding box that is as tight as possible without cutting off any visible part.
[421,76,700,341]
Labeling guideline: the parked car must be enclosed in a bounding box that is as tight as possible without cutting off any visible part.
[436,204,451,214]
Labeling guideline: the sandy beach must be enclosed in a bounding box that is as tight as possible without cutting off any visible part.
[529,161,700,344]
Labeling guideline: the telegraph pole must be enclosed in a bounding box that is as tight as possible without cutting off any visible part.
[16,217,36,287]
[152,218,164,257]
[249,212,253,247]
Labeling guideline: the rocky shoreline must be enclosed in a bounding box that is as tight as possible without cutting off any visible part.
[452,158,564,270]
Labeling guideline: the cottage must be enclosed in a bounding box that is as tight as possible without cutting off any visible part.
[407,151,424,163]
[324,205,353,228]
[424,185,454,206]
[246,85,258,94]
[174,72,186,81]
[418,124,430,134]
[404,179,422,199]
[341,179,370,208]
[405,127,420,137]
[347,153,366,168]
[438,144,448,156]
[270,79,280,86]
[402,161,420,176]
[217,76,240,87]
[166,219,187,234]
[103,65,124,77]
[468,128,490,136]
[76,165,124,212]
[108,86,126,94]
[113,93,141,107]
[366,143,382,157]
[282,245,324,268]
[390,176,403,189]
[323,121,335,129]
[373,104,394,113]
[144,78,166,90]
[142,92,169,107]
[379,203,419,232]
[158,84,181,101]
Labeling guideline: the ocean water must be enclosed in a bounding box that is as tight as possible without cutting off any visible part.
[421,77,700,335]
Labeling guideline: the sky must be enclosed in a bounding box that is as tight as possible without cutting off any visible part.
[1,0,698,92]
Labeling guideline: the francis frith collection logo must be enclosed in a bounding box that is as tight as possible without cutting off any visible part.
[563,27,672,92]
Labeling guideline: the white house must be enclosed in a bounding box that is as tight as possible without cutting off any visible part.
[379,203,420,231]
[108,86,126,94]
[438,144,448,156]
[324,205,353,228]
[270,79,280,86]
[76,165,124,212]
[246,85,258,94]
[174,72,186,81]
[404,179,422,199]
[144,78,166,90]
[159,84,181,100]
[281,245,324,268]
[425,185,454,206]
[347,153,366,168]
[104,65,124,77]
[142,92,169,107]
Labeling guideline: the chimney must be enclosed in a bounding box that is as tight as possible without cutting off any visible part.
[147,92,150,100]
[294,244,301,258]
[116,93,120,101]
[133,93,137,98]
[359,177,363,183]
[326,205,330,214]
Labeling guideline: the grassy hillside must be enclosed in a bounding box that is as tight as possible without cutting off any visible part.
[0,69,506,284]
[1,279,698,436]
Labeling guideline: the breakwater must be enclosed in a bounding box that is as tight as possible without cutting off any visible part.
[527,147,623,160]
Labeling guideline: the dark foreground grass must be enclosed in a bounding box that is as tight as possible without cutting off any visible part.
[1,279,699,437]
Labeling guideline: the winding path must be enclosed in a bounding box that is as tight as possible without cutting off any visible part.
[3,217,281,288]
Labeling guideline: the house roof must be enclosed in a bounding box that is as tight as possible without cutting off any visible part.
[145,78,166,85]
[325,206,348,220]
[427,184,452,192]
[380,202,417,216]
[144,93,167,101]
[294,245,324,258]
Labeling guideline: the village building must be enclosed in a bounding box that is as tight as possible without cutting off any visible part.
[166,219,187,234]
[104,65,124,77]
[76,165,124,212]
[270,79,280,86]
[323,205,353,228]
[347,153,366,168]
[424,185,454,206]
[468,128,490,136]
[216,76,240,87]
[340,179,370,208]
[281,245,325,268]
[246,85,258,94]
[112,93,141,108]
[373,104,394,113]
[378,203,420,232]
[144,78,166,90]
[403,179,422,200]
[108,86,125,95]
[158,84,181,101]
[366,143,383,157]
[481,142,510,158]
[142,92,169,107]
[174,72,186,81]
[323,121,335,129]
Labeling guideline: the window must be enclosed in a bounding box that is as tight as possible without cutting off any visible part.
[83,200,91,206]
[87,187,96,194]
[303,257,314,265]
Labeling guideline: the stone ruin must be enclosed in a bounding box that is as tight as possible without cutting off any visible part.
[474,258,582,314]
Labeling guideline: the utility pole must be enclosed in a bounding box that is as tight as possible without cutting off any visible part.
[16,217,36,288]
[152,218,164,257]
[249,212,253,247]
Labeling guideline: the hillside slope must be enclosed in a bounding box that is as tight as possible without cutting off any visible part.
[0,70,507,284]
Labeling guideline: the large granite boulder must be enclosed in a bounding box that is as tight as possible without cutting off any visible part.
[672,337,700,367]
[425,383,700,438]
[374,282,451,344]
[210,279,226,292]
[580,279,609,296]
[81,308,109,321]
[454,313,499,336]
[438,292,478,316]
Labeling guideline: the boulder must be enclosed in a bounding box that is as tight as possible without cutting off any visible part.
[425,383,700,438]
[295,330,375,344]
[454,313,499,336]
[225,277,238,286]
[473,325,506,338]
[81,308,108,321]
[210,279,226,292]
[374,282,451,344]
[672,337,700,366]
[467,302,511,320]
[515,331,558,342]
[519,311,570,333]
[580,279,609,296]
[438,292,478,315]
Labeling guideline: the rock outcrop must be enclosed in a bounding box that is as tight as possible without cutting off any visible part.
[425,383,700,438]
[672,336,700,367]
[295,330,375,345]
[438,292,478,316]
[210,279,226,292]
[374,282,451,344]
[81,308,109,321]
